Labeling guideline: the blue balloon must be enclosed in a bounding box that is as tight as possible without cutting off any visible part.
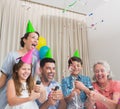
[39,46,49,60]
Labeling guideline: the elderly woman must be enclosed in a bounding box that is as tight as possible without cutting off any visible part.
[85,61,120,109]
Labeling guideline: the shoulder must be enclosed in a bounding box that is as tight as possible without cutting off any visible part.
[79,75,92,87]
[8,79,14,85]
[62,76,70,80]
[61,76,71,83]
[110,80,120,84]
[110,80,120,92]
[7,79,15,88]
[4,51,16,59]
[4,51,19,62]
[51,80,60,86]
[79,75,91,81]
[7,51,18,57]
[0,51,19,74]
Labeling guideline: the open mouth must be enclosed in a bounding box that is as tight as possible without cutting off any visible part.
[31,44,36,48]
[23,73,29,79]
[97,75,104,80]
[48,73,54,79]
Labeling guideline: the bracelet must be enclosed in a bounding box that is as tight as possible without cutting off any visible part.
[103,98,106,102]
[93,105,96,109]
[93,103,96,109]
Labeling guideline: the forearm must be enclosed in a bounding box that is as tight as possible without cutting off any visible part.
[116,105,120,109]
[75,81,91,96]
[98,95,117,109]
[0,72,7,88]
[58,99,67,109]
[85,98,96,109]
[39,100,50,109]
[82,87,91,96]
[8,97,32,106]
[116,99,120,109]
[64,95,73,103]
[86,95,117,109]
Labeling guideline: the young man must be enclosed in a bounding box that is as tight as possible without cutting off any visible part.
[36,58,66,109]
[61,50,92,109]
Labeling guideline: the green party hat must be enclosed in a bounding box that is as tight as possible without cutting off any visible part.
[45,48,53,58]
[26,20,35,33]
[73,50,80,58]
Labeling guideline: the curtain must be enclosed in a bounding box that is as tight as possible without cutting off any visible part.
[0,0,90,82]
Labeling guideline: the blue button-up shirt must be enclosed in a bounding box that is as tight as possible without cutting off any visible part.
[61,74,92,102]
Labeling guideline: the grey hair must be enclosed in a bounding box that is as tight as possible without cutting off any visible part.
[92,60,112,81]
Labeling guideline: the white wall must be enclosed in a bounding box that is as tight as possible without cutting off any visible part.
[87,0,120,80]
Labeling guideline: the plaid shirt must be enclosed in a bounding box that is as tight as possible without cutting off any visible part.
[61,74,92,102]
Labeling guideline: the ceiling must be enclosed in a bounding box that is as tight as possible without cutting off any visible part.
[29,0,109,15]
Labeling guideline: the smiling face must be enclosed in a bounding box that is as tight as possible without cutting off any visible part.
[23,32,39,50]
[68,57,83,77]
[17,63,32,82]
[40,62,56,84]
[94,64,109,84]
[69,61,82,76]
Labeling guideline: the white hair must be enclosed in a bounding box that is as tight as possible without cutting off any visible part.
[93,60,112,81]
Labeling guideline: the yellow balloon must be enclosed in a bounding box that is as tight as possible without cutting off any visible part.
[36,36,47,50]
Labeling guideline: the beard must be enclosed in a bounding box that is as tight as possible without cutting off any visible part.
[42,73,53,83]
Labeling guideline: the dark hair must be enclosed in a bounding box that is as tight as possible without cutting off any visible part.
[68,56,83,66]
[20,31,39,47]
[40,58,55,68]
[12,60,34,96]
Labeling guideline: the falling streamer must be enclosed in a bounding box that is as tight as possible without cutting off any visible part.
[63,0,78,13]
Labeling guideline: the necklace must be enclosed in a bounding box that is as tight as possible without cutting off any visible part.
[99,86,106,90]
[97,82,108,91]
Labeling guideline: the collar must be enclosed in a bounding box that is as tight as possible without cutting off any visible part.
[95,80,111,92]
[70,74,82,81]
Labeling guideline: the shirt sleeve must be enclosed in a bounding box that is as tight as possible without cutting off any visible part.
[61,78,72,97]
[86,76,93,88]
[113,81,120,92]
[32,55,38,77]
[80,76,92,102]
[0,52,15,76]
